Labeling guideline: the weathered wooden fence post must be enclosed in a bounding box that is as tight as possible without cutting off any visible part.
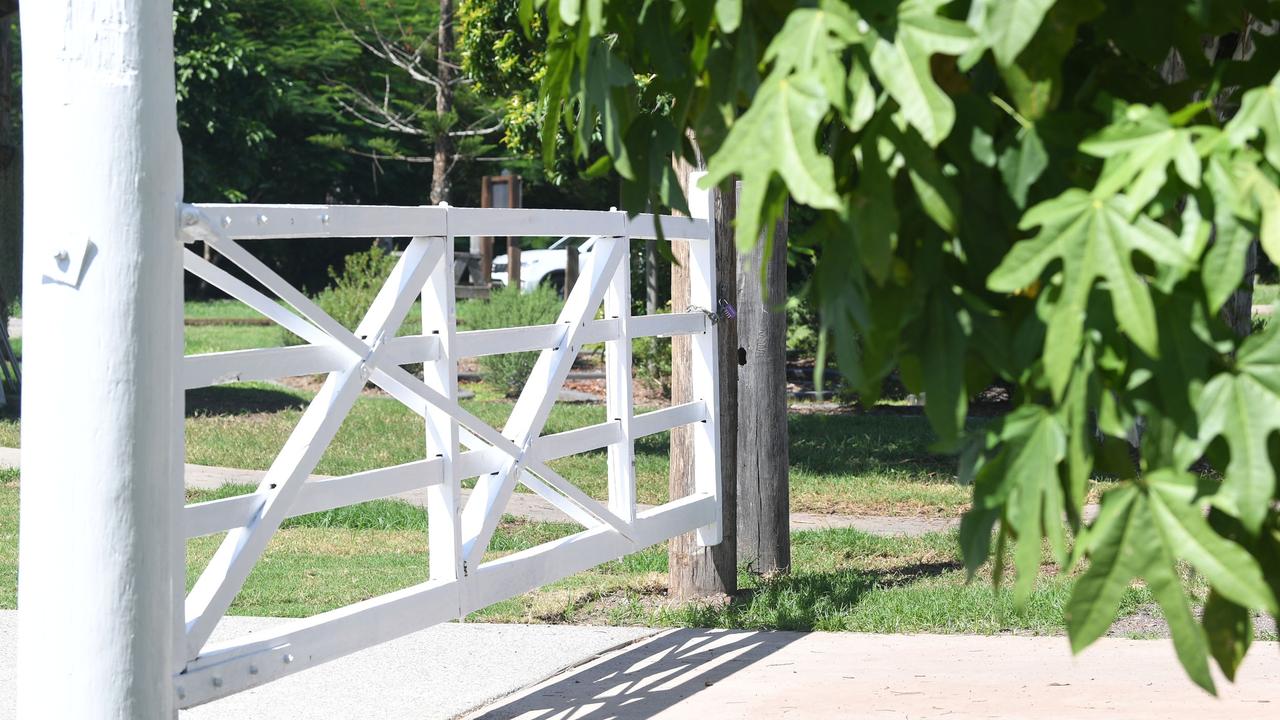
[735,192,790,575]
[17,1,183,716]
[669,159,737,600]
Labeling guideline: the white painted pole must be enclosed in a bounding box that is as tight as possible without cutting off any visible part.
[17,1,183,718]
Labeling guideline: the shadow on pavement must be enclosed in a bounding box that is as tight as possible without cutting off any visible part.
[470,628,796,720]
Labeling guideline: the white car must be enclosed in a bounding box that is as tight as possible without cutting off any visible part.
[492,235,599,293]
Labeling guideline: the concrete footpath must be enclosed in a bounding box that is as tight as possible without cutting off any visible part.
[469,628,1280,720]
[5,611,1275,718]
[0,611,655,720]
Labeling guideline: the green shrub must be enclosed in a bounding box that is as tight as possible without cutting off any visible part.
[632,334,672,398]
[458,285,563,396]
[280,244,421,346]
[632,303,674,398]
[1253,313,1271,335]
[786,295,820,358]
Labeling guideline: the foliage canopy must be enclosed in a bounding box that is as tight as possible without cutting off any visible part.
[525,0,1280,690]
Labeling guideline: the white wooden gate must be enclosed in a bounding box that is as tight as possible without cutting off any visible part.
[171,183,722,707]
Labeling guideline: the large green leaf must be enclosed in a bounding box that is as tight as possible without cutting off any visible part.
[1081,105,1201,212]
[1226,70,1280,170]
[1201,156,1256,313]
[890,118,961,233]
[1148,471,1277,612]
[574,38,635,177]
[1141,520,1215,694]
[846,52,877,132]
[980,0,1055,67]
[850,134,900,284]
[994,0,1103,120]
[1193,327,1280,532]
[1226,159,1280,268]
[763,1,862,114]
[558,0,581,26]
[958,405,1066,600]
[990,191,1190,391]
[1203,589,1253,682]
[1002,405,1067,603]
[1068,485,1216,691]
[702,74,841,249]
[1066,484,1143,651]
[715,0,742,32]
[998,126,1048,209]
[866,0,975,146]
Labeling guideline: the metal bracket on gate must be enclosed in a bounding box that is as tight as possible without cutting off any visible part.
[178,204,223,245]
[42,235,93,288]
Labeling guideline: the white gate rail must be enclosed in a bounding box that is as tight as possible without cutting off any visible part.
[172,183,721,707]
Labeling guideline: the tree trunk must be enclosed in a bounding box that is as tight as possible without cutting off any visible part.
[735,192,790,576]
[430,0,455,204]
[0,12,20,326]
[668,157,737,601]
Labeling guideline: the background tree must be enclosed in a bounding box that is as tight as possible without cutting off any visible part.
[325,0,504,203]
[173,0,417,293]
[1,0,624,308]
[527,0,1280,692]
[175,0,360,203]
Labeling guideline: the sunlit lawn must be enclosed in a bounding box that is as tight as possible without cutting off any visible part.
[0,300,976,518]
[0,378,970,515]
[0,470,1159,636]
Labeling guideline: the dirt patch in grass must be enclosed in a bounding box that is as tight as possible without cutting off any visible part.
[565,582,733,626]
[1106,604,1279,640]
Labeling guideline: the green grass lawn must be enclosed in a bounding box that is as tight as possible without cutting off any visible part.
[1254,283,1278,307]
[229,385,975,514]
[0,379,970,516]
[184,325,287,354]
[0,470,1155,635]
[184,299,269,320]
[0,298,976,517]
[199,383,970,515]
